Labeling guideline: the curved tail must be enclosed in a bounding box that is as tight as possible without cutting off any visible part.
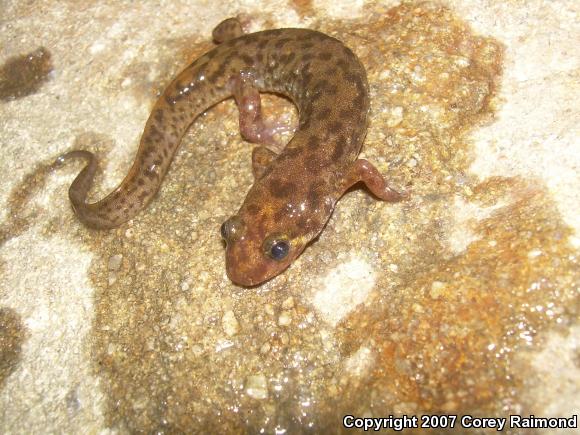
[56,49,233,228]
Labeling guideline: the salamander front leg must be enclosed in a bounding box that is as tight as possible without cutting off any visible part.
[342,159,407,202]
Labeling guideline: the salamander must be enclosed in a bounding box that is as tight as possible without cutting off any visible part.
[58,18,404,286]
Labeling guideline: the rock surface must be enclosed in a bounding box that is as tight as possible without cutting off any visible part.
[1,0,578,433]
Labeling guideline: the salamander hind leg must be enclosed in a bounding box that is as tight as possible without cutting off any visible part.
[232,74,294,150]
[232,75,287,148]
[342,159,407,202]
[212,18,245,43]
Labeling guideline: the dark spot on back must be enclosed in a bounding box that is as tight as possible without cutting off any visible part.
[354,92,366,107]
[336,59,349,74]
[307,186,320,208]
[143,144,156,157]
[243,33,260,44]
[148,125,161,139]
[332,137,346,160]
[280,145,301,161]
[164,95,176,106]
[138,191,149,202]
[246,204,259,216]
[275,38,292,49]
[301,71,313,87]
[270,179,296,198]
[340,108,353,119]
[330,121,343,132]
[325,66,338,75]
[240,54,254,66]
[154,110,164,123]
[315,108,331,121]
[326,84,338,95]
[208,62,226,82]
[306,135,319,150]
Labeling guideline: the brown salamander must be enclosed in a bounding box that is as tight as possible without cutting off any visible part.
[58,18,404,286]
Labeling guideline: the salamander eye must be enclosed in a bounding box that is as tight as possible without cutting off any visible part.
[220,216,244,243]
[270,240,289,260]
[263,236,290,261]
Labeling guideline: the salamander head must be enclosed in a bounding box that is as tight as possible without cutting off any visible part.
[220,210,309,286]
[220,191,331,286]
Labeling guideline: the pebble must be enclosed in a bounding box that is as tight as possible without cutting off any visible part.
[246,374,268,399]
[430,281,447,299]
[281,296,294,309]
[320,330,334,352]
[190,344,203,357]
[222,310,239,337]
[412,303,424,313]
[386,106,404,127]
[108,254,123,271]
[278,311,292,326]
[264,304,275,316]
[280,332,289,345]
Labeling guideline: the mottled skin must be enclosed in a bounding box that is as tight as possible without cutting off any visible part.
[59,18,404,286]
